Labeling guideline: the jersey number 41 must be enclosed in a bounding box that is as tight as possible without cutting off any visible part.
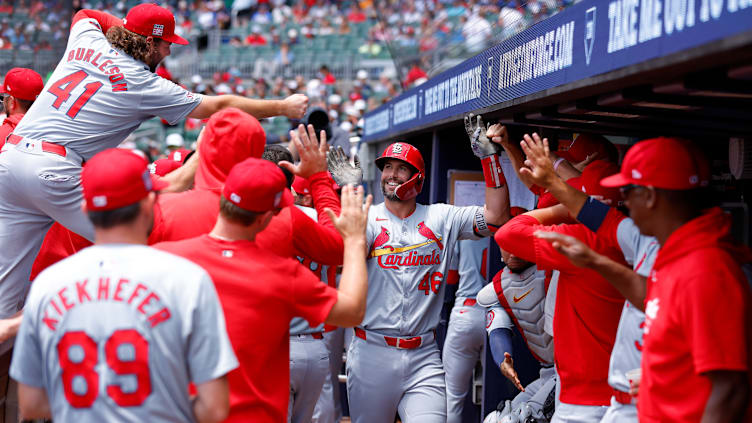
[58,329,151,408]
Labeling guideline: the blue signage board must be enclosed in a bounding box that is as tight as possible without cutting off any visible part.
[363,0,752,142]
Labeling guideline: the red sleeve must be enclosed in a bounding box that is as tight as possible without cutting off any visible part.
[529,184,545,196]
[290,206,344,266]
[308,171,340,230]
[494,215,540,264]
[496,215,593,273]
[291,260,339,327]
[594,208,628,251]
[71,9,123,34]
[680,255,751,374]
[147,200,166,245]
[31,223,92,281]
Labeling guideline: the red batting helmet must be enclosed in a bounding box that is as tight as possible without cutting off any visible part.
[375,142,425,200]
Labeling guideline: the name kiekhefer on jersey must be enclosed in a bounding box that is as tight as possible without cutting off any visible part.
[66,46,129,92]
[41,277,171,332]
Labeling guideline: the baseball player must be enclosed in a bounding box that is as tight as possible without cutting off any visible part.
[515,133,660,421]
[443,238,490,423]
[0,68,44,147]
[494,134,628,421]
[156,158,372,422]
[346,115,511,423]
[9,148,238,422]
[289,201,339,423]
[0,3,307,352]
[535,137,752,422]
[477,249,555,423]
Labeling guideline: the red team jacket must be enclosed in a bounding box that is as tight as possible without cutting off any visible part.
[496,214,626,406]
[639,207,752,422]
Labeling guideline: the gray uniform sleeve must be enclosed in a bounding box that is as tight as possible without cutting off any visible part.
[187,274,239,385]
[9,294,43,388]
[451,205,486,240]
[615,218,641,265]
[139,76,203,125]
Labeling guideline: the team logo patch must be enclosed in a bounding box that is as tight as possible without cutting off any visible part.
[222,250,234,258]
[230,193,241,203]
[631,169,642,179]
[152,24,164,36]
[392,143,403,154]
[93,195,107,208]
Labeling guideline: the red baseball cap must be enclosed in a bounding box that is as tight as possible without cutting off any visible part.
[536,176,581,209]
[123,3,188,45]
[292,176,311,195]
[580,160,622,206]
[223,158,294,212]
[0,68,44,101]
[558,133,618,164]
[168,148,191,163]
[601,137,706,190]
[150,158,182,176]
[83,148,168,211]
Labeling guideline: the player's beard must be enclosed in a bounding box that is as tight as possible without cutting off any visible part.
[381,178,403,202]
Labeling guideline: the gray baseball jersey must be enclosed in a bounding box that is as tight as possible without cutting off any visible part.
[361,202,485,335]
[348,202,488,423]
[14,18,201,160]
[605,218,657,392]
[9,245,238,422]
[290,205,336,336]
[444,238,489,423]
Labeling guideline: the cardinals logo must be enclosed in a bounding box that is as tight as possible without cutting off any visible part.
[417,222,443,250]
[371,227,391,253]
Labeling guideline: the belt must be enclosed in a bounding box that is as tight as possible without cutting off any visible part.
[463,298,477,306]
[354,327,434,350]
[292,332,324,340]
[612,389,634,405]
[6,134,67,157]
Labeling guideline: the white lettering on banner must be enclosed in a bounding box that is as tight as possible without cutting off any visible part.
[497,21,575,90]
[393,95,418,125]
[423,65,483,116]
[608,0,751,53]
[365,109,390,136]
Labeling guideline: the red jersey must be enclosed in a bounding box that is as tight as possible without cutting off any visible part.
[639,207,752,422]
[495,215,625,405]
[0,113,23,149]
[155,235,338,423]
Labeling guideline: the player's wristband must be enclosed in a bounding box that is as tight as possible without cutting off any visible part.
[553,157,566,171]
[481,154,506,188]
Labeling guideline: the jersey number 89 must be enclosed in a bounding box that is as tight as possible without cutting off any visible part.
[57,329,151,408]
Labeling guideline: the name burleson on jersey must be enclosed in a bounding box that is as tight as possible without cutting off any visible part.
[66,47,129,92]
[41,277,173,331]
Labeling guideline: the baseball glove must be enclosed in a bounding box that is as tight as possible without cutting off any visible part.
[464,113,501,158]
[327,146,363,187]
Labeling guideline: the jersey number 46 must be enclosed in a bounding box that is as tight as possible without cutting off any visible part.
[58,329,151,408]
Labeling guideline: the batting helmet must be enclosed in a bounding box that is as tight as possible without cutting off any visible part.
[375,142,425,200]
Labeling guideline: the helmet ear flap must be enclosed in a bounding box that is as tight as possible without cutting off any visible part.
[395,172,424,200]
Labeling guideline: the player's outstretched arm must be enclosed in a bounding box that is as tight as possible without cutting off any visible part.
[534,231,647,309]
[17,383,51,420]
[193,376,231,423]
[324,185,372,327]
[189,94,308,120]
[464,115,511,229]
